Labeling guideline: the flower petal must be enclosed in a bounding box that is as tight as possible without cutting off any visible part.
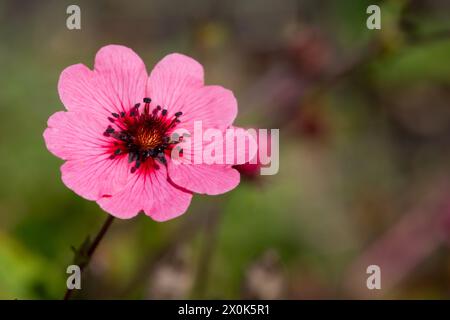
[147,53,204,111]
[148,53,236,131]
[61,155,130,201]
[176,85,237,133]
[170,126,256,166]
[58,45,147,118]
[44,111,130,200]
[43,111,108,161]
[225,126,258,165]
[167,161,240,195]
[144,167,193,222]
[98,164,193,221]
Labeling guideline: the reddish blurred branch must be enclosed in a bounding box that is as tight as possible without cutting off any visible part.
[343,178,450,298]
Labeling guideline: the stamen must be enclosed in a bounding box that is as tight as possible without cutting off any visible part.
[156,153,167,165]
[151,106,160,116]
[171,132,179,141]
[169,118,180,128]
[132,104,140,117]
[128,152,137,163]
[105,126,115,134]
[104,98,184,172]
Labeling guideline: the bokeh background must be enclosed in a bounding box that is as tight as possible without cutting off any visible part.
[1,0,450,299]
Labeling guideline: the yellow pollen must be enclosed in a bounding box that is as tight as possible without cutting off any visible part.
[135,126,164,149]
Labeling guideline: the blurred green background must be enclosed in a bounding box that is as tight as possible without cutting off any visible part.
[1,0,450,299]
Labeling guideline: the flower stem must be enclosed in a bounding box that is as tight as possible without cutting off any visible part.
[63,215,115,300]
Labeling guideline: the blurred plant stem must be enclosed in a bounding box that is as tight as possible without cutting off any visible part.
[63,215,115,300]
[120,201,224,299]
[121,210,209,297]
[192,207,223,298]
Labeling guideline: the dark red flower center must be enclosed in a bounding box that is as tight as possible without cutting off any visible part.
[103,98,183,173]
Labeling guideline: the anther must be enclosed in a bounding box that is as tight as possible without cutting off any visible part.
[157,153,167,165]
[128,152,137,163]
[105,98,185,169]
[133,107,140,116]
[153,106,161,114]
[169,118,181,127]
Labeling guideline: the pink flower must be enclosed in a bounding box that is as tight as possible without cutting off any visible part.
[234,129,271,180]
[44,45,247,221]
